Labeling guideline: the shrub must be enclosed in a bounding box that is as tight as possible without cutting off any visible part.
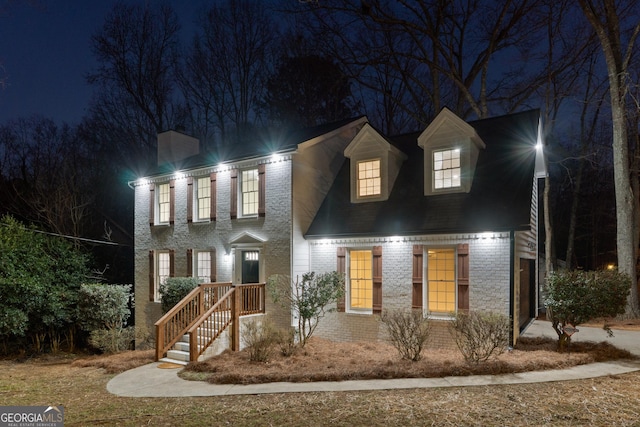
[449,310,510,364]
[274,327,297,357]
[77,284,132,353]
[77,284,132,331]
[242,318,276,362]
[268,272,344,347]
[89,326,135,353]
[380,309,431,361]
[545,269,630,349]
[160,277,200,313]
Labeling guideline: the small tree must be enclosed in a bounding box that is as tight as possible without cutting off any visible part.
[268,272,344,348]
[545,269,630,349]
[380,309,431,361]
[160,277,200,313]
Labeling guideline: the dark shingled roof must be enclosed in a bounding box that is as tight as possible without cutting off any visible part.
[150,117,366,176]
[305,109,541,238]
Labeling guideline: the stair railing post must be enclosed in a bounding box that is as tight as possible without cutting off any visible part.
[231,285,241,351]
[155,323,163,361]
[198,285,204,316]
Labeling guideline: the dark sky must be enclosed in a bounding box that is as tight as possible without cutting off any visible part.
[0,1,206,125]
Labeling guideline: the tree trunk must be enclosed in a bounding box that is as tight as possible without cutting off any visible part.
[579,0,640,316]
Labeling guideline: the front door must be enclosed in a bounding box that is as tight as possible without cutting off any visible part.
[241,250,260,283]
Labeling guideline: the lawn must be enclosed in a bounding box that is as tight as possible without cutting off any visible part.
[1,333,639,426]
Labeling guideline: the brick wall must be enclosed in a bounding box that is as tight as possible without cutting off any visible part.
[308,234,512,347]
[133,158,293,346]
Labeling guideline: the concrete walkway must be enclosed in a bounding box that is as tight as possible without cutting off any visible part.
[107,320,640,397]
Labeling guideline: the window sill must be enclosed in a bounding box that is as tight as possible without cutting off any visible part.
[426,313,455,321]
[345,309,373,316]
[191,219,212,225]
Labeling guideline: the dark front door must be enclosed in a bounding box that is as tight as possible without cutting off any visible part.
[241,250,259,283]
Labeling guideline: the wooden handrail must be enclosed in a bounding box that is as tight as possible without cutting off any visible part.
[154,282,232,361]
[187,288,235,361]
[155,282,266,362]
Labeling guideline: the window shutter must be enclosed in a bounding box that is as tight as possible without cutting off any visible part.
[372,246,382,314]
[210,247,217,282]
[258,164,266,217]
[336,247,346,312]
[457,243,469,311]
[149,184,155,226]
[186,249,193,277]
[230,169,238,219]
[169,249,175,278]
[148,250,155,302]
[169,180,176,224]
[186,177,193,222]
[412,245,424,309]
[210,172,217,221]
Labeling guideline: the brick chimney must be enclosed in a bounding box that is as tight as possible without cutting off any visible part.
[157,129,199,166]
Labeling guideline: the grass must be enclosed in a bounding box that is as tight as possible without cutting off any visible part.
[0,328,639,426]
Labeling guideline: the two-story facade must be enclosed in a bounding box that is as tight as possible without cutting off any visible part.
[131,118,368,345]
[131,108,545,349]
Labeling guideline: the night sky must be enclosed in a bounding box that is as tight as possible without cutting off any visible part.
[0,1,207,125]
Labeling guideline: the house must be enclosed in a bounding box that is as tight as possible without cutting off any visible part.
[130,108,545,358]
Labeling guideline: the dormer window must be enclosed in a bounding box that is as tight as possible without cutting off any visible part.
[357,159,381,197]
[418,108,486,196]
[345,123,407,204]
[433,149,461,190]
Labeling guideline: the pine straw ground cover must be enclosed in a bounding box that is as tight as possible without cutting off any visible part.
[180,336,635,384]
[0,337,639,426]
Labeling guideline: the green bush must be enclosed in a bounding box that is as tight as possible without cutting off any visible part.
[380,309,431,361]
[0,215,90,353]
[545,269,630,348]
[449,310,510,364]
[77,284,132,331]
[160,277,200,313]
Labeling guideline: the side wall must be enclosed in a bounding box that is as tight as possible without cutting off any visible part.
[291,124,365,280]
[308,234,511,347]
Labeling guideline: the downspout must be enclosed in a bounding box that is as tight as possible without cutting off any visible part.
[509,230,515,347]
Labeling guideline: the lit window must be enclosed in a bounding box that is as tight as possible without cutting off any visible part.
[433,149,461,189]
[357,159,381,197]
[241,169,259,216]
[196,176,210,220]
[156,252,171,302]
[157,183,170,223]
[196,251,211,282]
[349,250,373,311]
[427,248,456,313]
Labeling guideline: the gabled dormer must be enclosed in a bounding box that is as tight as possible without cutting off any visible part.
[344,123,407,203]
[418,108,486,196]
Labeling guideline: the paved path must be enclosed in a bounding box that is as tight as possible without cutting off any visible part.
[107,320,640,397]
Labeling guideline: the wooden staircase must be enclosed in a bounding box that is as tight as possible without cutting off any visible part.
[155,282,265,364]
[159,318,231,365]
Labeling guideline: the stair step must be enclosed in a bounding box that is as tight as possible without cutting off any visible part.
[158,357,188,366]
[166,349,190,362]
